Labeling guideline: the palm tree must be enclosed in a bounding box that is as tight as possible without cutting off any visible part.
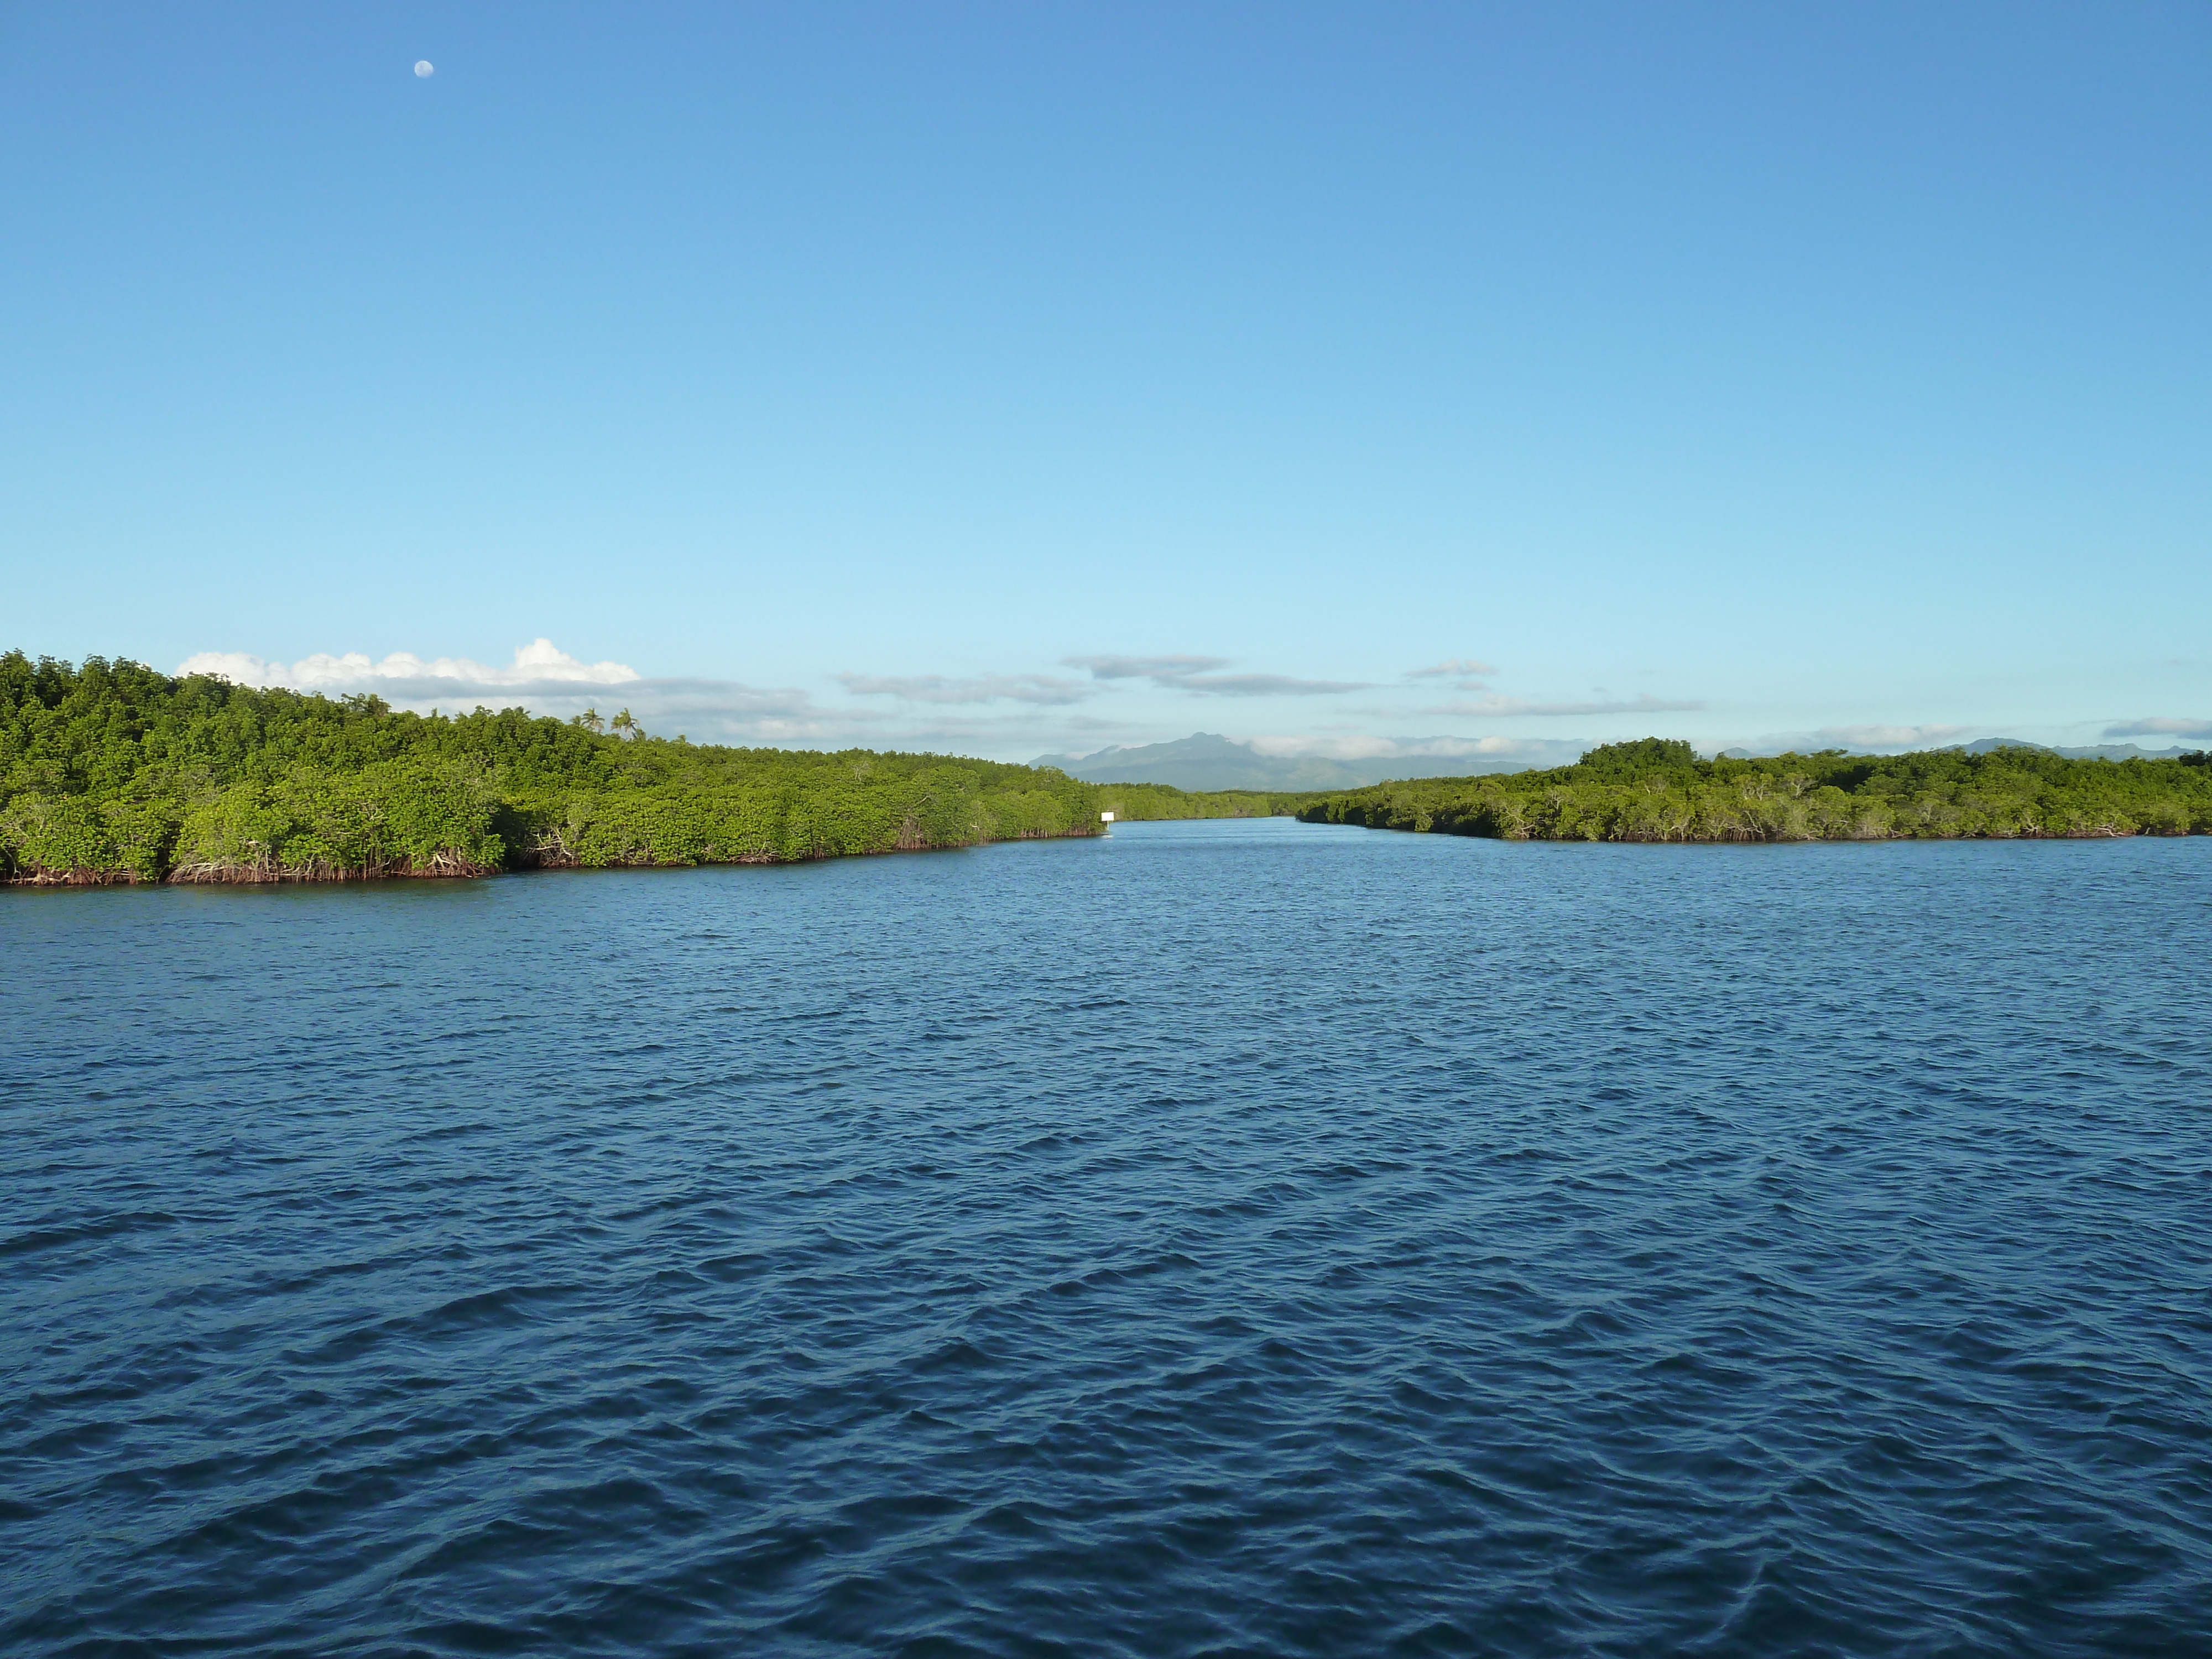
[611,708,640,741]
[575,707,606,734]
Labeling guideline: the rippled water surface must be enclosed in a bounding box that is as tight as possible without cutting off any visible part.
[6,820,2211,1656]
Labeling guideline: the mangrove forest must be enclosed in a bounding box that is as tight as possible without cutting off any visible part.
[1297,738,2212,842]
[0,653,1286,885]
[11,656,2205,884]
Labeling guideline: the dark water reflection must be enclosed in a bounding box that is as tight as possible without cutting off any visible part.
[4,820,2209,1655]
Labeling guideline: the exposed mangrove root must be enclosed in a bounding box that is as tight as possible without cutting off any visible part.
[517,813,1104,874]
[3,865,146,886]
[163,851,497,884]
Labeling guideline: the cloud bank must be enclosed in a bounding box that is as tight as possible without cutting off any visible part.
[178,639,827,745]
[1244,732,1588,768]
[1717,723,1974,755]
[1404,658,1498,690]
[837,672,1093,706]
[177,639,2151,769]
[1405,658,1500,680]
[2104,716,2212,739]
[179,638,643,696]
[1064,654,1370,696]
[1420,693,1706,718]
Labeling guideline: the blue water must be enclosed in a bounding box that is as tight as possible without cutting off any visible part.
[5,819,2210,1656]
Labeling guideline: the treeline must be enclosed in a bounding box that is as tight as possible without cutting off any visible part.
[0,653,1110,884]
[1298,738,2212,842]
[29,653,2190,882]
[1090,781,1323,822]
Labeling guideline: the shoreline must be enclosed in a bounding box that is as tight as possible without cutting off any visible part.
[1,825,1104,888]
[1301,812,2193,844]
[13,818,2211,888]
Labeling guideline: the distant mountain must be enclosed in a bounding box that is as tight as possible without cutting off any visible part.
[1031,733,1381,790]
[1031,732,1541,792]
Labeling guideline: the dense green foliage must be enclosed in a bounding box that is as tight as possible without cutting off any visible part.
[1089,781,1322,822]
[0,653,1108,883]
[22,654,2193,882]
[1299,739,2212,842]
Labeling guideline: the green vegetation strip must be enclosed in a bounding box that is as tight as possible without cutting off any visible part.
[15,661,2198,884]
[0,654,1279,885]
[1298,739,2212,842]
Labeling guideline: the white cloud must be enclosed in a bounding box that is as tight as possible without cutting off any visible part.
[1421,693,1705,718]
[585,677,839,745]
[1719,723,1974,755]
[1804,724,1972,750]
[2104,716,2212,739]
[177,639,830,745]
[179,637,643,693]
[837,671,1093,706]
[1245,732,1586,766]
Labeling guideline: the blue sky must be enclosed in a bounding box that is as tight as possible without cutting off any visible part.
[4,3,2207,761]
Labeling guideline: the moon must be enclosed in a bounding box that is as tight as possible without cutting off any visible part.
[414,60,434,77]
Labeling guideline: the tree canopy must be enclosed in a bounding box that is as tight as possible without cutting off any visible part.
[1298,741,2212,842]
[0,652,1115,883]
[14,653,2200,882]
